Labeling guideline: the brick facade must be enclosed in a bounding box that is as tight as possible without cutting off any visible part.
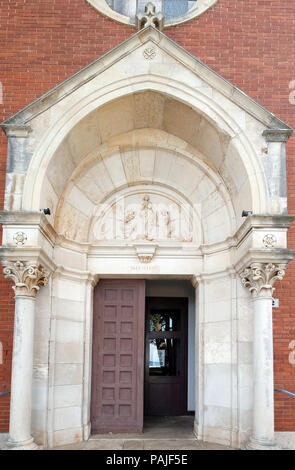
[0,0,294,432]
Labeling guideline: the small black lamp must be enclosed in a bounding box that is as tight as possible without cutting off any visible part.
[40,208,51,216]
[242,210,253,217]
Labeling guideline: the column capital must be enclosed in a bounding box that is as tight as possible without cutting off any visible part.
[240,262,285,298]
[262,128,293,143]
[3,260,49,297]
[1,123,32,138]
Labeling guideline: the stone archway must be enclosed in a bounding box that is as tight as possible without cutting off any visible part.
[0,27,294,450]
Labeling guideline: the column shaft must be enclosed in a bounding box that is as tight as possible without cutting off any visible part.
[251,295,276,447]
[8,295,37,449]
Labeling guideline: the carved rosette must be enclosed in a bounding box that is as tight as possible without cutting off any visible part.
[3,261,49,297]
[143,47,156,60]
[240,262,285,298]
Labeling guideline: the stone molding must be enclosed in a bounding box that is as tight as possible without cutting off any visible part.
[2,260,49,297]
[235,214,295,246]
[1,124,32,138]
[263,129,293,143]
[190,275,199,288]
[0,211,58,253]
[53,265,99,286]
[240,262,286,298]
[134,244,157,263]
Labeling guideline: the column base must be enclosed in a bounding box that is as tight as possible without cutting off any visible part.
[5,436,39,451]
[246,437,281,451]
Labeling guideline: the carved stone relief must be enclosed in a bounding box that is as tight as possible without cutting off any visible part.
[13,232,27,246]
[3,261,49,297]
[240,262,285,298]
[143,47,157,60]
[263,234,277,248]
[91,193,194,243]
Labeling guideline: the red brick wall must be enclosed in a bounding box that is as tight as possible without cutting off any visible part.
[0,0,294,432]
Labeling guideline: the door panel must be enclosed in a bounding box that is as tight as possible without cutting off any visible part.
[145,297,188,416]
[91,279,145,433]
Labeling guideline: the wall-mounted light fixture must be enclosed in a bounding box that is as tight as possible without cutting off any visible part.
[242,210,253,217]
[40,208,51,215]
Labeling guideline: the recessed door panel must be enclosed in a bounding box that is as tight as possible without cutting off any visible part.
[91,279,145,433]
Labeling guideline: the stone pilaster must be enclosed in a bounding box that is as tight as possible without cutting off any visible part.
[262,129,292,214]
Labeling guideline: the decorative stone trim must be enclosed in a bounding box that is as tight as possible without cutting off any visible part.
[263,234,277,248]
[86,0,218,28]
[135,244,157,263]
[136,3,164,31]
[143,47,157,59]
[13,232,28,246]
[263,129,293,143]
[1,124,32,138]
[240,262,285,297]
[190,275,199,288]
[3,260,49,297]
[53,265,99,285]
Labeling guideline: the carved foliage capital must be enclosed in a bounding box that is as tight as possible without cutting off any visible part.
[240,262,285,298]
[3,261,49,297]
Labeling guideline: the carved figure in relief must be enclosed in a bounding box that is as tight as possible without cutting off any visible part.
[92,194,194,243]
[124,209,138,240]
[140,195,158,241]
[160,210,172,239]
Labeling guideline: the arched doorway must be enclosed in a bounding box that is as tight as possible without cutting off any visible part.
[1,27,293,449]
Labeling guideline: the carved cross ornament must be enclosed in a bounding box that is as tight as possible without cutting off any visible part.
[3,261,49,297]
[240,262,285,298]
[136,2,164,31]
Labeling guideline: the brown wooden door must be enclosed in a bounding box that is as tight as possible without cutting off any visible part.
[91,279,145,434]
[145,297,188,416]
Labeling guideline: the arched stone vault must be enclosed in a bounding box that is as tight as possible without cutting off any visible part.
[39,90,256,246]
[52,123,236,245]
[24,83,268,229]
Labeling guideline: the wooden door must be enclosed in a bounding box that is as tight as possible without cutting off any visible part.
[145,297,188,416]
[91,279,145,434]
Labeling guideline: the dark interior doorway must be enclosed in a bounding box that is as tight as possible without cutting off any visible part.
[144,297,188,416]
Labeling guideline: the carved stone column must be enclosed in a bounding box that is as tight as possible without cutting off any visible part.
[240,262,285,450]
[190,275,203,440]
[3,261,49,450]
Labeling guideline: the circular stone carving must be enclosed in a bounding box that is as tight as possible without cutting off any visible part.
[263,234,277,248]
[13,232,28,246]
[86,0,218,28]
[143,47,156,60]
